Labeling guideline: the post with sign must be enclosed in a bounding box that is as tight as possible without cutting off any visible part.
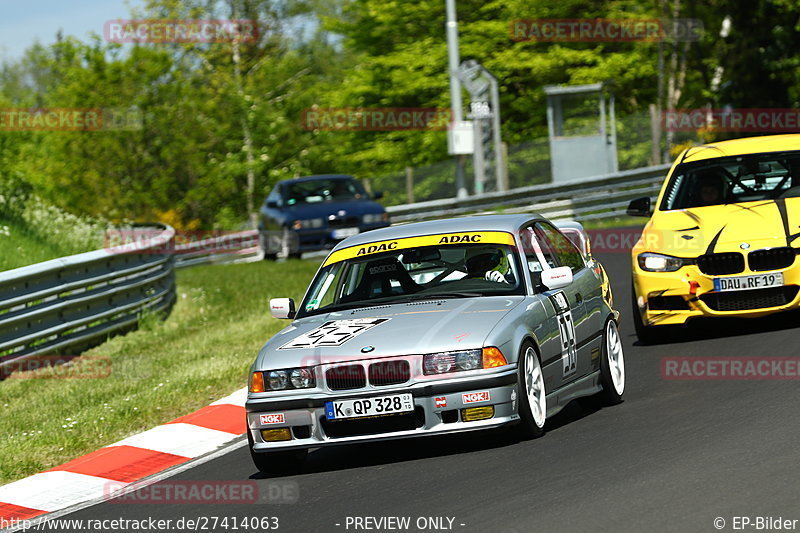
[457,60,505,194]
[445,0,469,198]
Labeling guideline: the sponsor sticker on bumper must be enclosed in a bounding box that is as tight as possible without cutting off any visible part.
[462,391,490,404]
[260,413,285,425]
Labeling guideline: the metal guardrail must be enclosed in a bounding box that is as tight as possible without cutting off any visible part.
[0,225,176,370]
[386,164,671,223]
[173,230,261,269]
[0,164,669,371]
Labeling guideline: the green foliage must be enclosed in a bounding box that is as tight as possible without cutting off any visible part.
[0,0,797,224]
[0,176,108,270]
[0,219,83,271]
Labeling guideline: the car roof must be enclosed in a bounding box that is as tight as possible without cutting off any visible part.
[331,214,540,251]
[682,134,800,163]
[279,174,354,185]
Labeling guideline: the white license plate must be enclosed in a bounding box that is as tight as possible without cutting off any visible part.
[325,393,414,420]
[332,227,360,239]
[713,272,784,292]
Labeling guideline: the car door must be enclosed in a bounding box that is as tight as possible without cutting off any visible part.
[532,222,595,384]
[519,224,584,390]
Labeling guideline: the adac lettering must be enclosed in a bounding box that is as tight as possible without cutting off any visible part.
[356,241,398,256]
[438,234,482,244]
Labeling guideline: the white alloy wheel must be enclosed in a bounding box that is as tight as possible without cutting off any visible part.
[524,346,547,428]
[605,320,625,396]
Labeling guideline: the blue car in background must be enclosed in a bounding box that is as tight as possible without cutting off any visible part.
[259,174,390,259]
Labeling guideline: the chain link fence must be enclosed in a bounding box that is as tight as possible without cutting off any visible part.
[368,112,701,207]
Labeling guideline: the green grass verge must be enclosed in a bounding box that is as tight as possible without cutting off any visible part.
[581,215,646,230]
[0,218,88,271]
[0,258,320,485]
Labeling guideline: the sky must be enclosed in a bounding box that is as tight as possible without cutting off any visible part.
[0,0,144,62]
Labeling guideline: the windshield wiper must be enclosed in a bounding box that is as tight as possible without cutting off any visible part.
[302,302,367,316]
[398,292,483,301]
[304,292,483,316]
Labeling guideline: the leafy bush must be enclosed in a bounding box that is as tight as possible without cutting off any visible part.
[0,174,109,263]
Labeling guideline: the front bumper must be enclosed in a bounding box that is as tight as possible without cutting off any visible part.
[632,262,800,326]
[295,223,391,252]
[246,368,519,452]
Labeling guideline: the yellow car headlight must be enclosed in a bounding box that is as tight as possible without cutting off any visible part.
[638,252,686,272]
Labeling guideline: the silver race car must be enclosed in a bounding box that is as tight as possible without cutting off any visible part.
[246,215,625,473]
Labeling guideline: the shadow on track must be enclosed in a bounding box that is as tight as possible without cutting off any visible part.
[628,308,800,347]
[247,398,613,479]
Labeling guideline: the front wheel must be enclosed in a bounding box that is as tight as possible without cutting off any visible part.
[247,431,308,476]
[597,319,625,405]
[259,231,278,261]
[516,342,547,439]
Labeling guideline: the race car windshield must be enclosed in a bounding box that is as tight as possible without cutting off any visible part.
[283,179,367,205]
[298,243,524,317]
[660,151,800,210]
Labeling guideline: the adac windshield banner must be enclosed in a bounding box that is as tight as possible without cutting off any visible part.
[323,231,516,266]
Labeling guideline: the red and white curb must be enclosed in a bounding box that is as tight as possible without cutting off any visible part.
[0,387,248,523]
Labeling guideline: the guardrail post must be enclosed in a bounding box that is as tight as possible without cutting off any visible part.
[499,142,509,192]
[405,167,414,204]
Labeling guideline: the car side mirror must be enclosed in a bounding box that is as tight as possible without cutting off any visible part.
[270,298,295,319]
[626,197,652,217]
[266,200,279,208]
[372,190,384,200]
[541,266,573,290]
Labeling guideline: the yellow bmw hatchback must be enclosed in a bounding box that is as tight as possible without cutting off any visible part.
[628,134,800,343]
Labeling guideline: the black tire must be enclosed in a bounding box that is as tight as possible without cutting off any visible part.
[278,227,299,260]
[259,231,278,261]
[247,430,308,476]
[597,319,625,405]
[516,341,546,439]
[631,282,670,344]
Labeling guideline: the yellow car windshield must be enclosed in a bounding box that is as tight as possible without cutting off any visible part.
[661,151,800,210]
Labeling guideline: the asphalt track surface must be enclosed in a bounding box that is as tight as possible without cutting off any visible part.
[44,251,800,533]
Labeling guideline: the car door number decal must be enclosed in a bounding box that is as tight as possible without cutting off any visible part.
[549,292,577,378]
[280,318,390,349]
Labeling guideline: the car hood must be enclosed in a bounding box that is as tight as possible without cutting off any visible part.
[255,296,525,370]
[282,199,385,219]
[638,197,800,256]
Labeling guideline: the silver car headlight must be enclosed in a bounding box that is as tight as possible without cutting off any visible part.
[423,349,483,375]
[637,252,685,272]
[262,367,316,391]
[290,368,314,388]
[267,370,289,390]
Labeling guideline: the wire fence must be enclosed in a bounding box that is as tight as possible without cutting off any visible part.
[368,112,701,206]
